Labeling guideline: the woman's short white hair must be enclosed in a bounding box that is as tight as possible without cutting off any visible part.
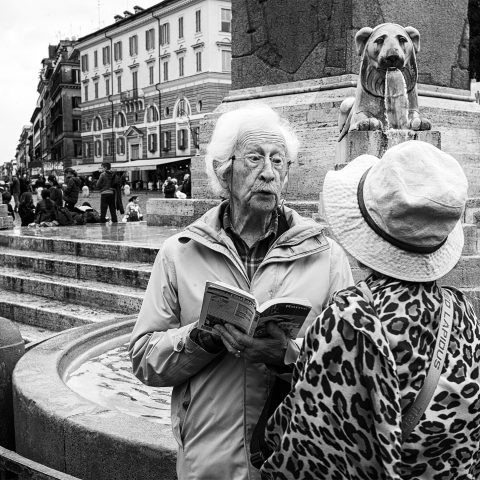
[205,104,300,198]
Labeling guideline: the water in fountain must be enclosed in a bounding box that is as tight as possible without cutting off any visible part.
[65,343,172,425]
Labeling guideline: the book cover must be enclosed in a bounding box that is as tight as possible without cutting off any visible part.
[198,282,312,339]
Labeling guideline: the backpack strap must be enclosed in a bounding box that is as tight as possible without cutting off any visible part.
[401,287,454,441]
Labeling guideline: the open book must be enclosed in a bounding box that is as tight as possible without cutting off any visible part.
[198,281,312,338]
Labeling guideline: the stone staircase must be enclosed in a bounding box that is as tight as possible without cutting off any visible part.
[0,226,161,344]
[0,212,479,345]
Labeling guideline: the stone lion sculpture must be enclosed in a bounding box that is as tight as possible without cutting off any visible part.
[338,23,431,141]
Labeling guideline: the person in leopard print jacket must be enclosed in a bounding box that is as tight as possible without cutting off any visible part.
[261,141,480,479]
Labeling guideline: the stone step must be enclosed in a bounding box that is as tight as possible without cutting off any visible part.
[0,266,144,314]
[0,248,152,289]
[10,320,61,345]
[0,288,130,332]
[0,230,159,263]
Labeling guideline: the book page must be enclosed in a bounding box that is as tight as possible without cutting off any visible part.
[198,283,258,335]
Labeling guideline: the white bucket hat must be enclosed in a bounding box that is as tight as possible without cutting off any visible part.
[323,140,468,282]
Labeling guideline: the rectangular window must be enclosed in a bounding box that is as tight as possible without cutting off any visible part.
[160,23,170,45]
[74,142,82,157]
[94,82,99,99]
[117,137,125,155]
[221,9,232,32]
[178,57,184,77]
[178,17,184,39]
[105,77,110,96]
[72,96,81,108]
[196,51,202,72]
[161,131,171,151]
[114,41,123,61]
[163,61,169,81]
[222,50,231,72]
[129,35,138,56]
[83,142,90,158]
[84,85,89,102]
[131,144,140,160]
[178,129,188,149]
[148,134,158,152]
[94,50,98,68]
[72,119,81,132]
[105,138,112,156]
[149,65,154,85]
[102,46,111,65]
[117,75,122,93]
[73,69,80,83]
[132,71,138,90]
[195,10,201,33]
[81,54,89,72]
[146,28,155,50]
[193,126,200,148]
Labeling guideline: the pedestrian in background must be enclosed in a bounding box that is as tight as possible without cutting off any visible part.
[48,176,63,208]
[96,162,118,223]
[34,188,57,225]
[123,195,143,222]
[10,175,20,212]
[63,168,81,211]
[18,192,36,226]
[2,192,15,220]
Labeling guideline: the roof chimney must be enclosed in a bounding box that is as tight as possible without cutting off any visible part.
[123,10,133,17]
[114,14,123,22]
[133,5,144,14]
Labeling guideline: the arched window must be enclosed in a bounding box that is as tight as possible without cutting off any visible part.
[93,116,103,132]
[117,137,125,155]
[147,105,159,123]
[175,98,191,118]
[94,139,102,157]
[116,112,127,127]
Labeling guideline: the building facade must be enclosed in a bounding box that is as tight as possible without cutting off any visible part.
[15,125,33,176]
[75,0,231,186]
[29,41,81,178]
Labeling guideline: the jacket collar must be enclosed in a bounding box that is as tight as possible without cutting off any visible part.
[180,201,328,258]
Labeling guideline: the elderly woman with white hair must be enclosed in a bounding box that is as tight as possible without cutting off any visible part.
[261,141,480,479]
[129,104,353,480]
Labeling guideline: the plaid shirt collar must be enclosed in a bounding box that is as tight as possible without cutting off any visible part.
[221,202,288,280]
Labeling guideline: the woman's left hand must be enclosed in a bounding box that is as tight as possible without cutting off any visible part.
[213,322,289,365]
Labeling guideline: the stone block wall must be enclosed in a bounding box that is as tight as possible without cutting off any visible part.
[232,0,469,90]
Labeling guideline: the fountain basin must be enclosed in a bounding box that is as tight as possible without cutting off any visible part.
[12,318,177,480]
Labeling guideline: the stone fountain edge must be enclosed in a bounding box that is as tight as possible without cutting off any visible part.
[12,318,177,480]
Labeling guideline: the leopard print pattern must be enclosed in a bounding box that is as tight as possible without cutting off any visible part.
[261,275,480,479]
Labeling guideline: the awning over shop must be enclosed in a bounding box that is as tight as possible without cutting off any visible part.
[110,157,190,172]
[73,163,102,174]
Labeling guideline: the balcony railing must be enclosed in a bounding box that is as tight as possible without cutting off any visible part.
[120,88,143,102]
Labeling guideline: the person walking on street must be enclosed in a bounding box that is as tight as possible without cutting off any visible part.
[63,168,81,211]
[96,162,118,223]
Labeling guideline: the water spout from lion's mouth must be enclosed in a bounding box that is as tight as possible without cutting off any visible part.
[384,68,409,130]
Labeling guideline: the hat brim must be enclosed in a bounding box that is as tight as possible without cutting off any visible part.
[323,155,464,282]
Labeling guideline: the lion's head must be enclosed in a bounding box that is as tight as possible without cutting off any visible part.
[356,23,420,98]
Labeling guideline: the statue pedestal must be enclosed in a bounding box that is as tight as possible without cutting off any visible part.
[335,130,442,167]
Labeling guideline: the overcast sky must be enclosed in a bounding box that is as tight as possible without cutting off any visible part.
[0,0,160,165]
